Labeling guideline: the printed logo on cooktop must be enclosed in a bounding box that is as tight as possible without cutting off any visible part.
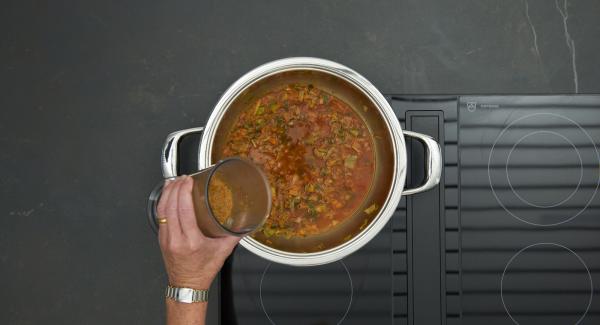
[466,101,477,112]
[466,101,500,112]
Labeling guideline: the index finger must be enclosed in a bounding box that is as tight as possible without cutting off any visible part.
[178,176,205,240]
[164,177,184,240]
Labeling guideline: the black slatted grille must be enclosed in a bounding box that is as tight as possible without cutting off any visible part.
[392,199,408,323]
[390,97,462,324]
[445,109,462,325]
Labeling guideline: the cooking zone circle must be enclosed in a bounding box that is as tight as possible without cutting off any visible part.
[259,261,353,324]
[501,243,593,325]
[488,113,600,226]
[506,130,583,208]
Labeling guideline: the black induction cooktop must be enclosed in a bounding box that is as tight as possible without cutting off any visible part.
[196,95,600,325]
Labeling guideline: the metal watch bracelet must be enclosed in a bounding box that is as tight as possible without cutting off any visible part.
[165,285,209,303]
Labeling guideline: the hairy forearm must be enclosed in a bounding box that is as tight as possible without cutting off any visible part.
[166,299,207,325]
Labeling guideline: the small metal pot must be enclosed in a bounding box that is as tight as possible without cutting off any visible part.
[157,57,442,266]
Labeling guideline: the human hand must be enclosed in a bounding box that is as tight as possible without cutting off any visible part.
[157,176,240,289]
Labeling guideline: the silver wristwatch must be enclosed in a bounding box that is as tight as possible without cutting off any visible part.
[165,285,209,303]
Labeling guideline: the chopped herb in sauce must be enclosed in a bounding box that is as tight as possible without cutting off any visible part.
[364,203,379,215]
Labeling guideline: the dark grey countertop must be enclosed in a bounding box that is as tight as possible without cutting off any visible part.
[1,0,599,324]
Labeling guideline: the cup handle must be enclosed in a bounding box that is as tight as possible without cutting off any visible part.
[401,130,443,196]
[161,127,205,179]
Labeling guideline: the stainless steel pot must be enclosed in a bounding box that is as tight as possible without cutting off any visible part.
[159,57,442,266]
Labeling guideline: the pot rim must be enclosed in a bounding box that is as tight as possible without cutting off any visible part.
[199,57,406,266]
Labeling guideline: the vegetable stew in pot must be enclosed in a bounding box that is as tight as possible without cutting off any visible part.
[221,84,376,242]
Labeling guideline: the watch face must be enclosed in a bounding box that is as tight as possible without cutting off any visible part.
[176,288,195,303]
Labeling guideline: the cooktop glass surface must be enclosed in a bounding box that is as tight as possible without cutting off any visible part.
[219,95,600,325]
[458,96,600,325]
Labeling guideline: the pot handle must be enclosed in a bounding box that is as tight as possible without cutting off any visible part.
[161,127,205,179]
[401,130,442,196]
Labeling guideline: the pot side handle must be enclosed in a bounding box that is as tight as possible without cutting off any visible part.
[401,130,443,196]
[161,127,205,179]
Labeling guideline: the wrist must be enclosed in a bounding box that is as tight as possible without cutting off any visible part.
[169,276,213,290]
